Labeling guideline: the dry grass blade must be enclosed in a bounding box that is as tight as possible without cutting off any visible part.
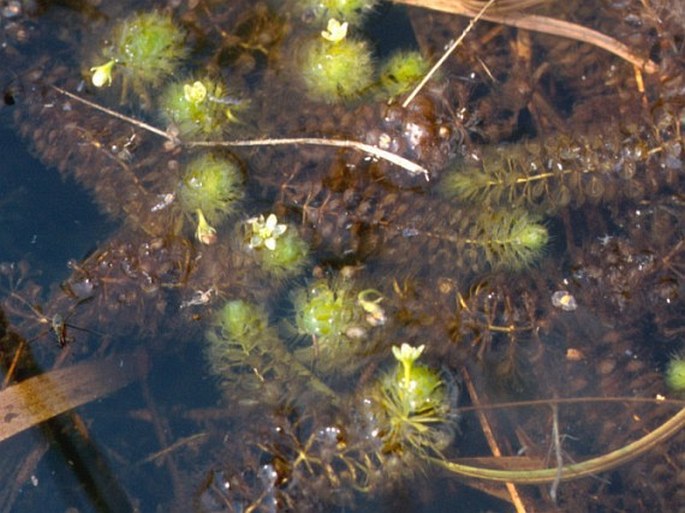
[450,0,551,12]
[394,0,658,73]
[0,352,147,443]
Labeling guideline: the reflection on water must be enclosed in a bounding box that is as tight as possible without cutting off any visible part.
[1,0,684,512]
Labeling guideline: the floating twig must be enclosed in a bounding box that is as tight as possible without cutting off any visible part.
[53,86,430,180]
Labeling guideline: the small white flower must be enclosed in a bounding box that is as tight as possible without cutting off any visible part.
[392,343,425,365]
[392,343,426,388]
[247,213,288,250]
[321,18,348,43]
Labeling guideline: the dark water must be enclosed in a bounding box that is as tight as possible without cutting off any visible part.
[1,1,684,513]
[0,125,114,287]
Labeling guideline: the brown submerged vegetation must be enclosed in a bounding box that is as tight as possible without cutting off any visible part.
[1,0,684,512]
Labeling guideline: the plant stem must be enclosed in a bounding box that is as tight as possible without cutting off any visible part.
[431,406,685,483]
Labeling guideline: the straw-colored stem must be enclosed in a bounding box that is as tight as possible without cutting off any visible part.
[430,406,685,483]
[402,0,496,107]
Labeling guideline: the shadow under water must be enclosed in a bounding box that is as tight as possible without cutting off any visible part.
[1,0,684,512]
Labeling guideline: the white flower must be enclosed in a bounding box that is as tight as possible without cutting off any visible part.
[392,343,425,365]
[392,343,426,388]
[321,18,348,43]
[247,213,287,251]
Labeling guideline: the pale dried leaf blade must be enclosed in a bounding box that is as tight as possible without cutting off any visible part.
[0,353,147,443]
[398,0,551,15]
[393,0,658,73]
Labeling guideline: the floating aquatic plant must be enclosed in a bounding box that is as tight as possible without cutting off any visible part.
[243,214,309,278]
[160,78,247,138]
[297,18,374,102]
[178,153,244,244]
[90,11,188,99]
[378,50,430,98]
[362,343,457,456]
[295,0,379,26]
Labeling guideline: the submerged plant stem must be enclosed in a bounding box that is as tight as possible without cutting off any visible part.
[462,366,528,513]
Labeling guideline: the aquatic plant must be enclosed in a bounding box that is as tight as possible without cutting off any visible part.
[205,299,281,393]
[160,78,246,138]
[440,129,658,213]
[294,278,358,339]
[419,208,549,270]
[200,339,456,510]
[5,0,685,511]
[295,0,379,26]
[243,214,310,278]
[297,19,374,102]
[291,276,380,370]
[378,50,429,98]
[469,210,548,269]
[206,299,338,401]
[214,300,269,352]
[177,153,244,243]
[366,343,457,456]
[90,11,187,97]
[665,353,685,393]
